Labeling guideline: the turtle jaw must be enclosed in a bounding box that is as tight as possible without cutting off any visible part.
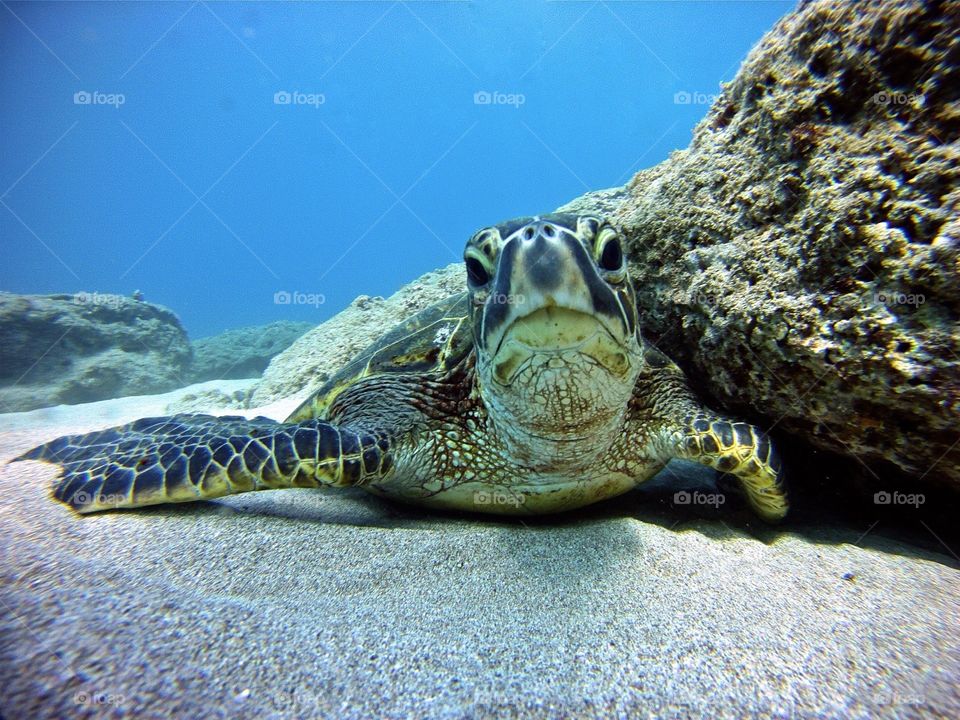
[477,301,639,445]
[490,306,632,386]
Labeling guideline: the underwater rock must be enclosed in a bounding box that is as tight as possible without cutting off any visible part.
[250,264,465,407]
[555,185,630,217]
[188,321,313,383]
[163,381,259,415]
[0,292,191,413]
[559,0,960,490]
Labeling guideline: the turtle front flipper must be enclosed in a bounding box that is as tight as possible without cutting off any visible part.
[14,414,393,513]
[676,416,788,523]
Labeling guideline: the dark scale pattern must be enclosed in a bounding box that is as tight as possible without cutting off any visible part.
[733,423,754,446]
[54,473,87,503]
[14,413,395,513]
[339,432,361,456]
[132,465,164,498]
[211,443,233,468]
[293,428,319,463]
[319,425,340,461]
[242,441,271,474]
[100,465,132,500]
[225,455,246,483]
[362,447,380,474]
[341,458,362,486]
[714,422,735,449]
[168,453,189,481]
[271,433,299,476]
[188,447,213,485]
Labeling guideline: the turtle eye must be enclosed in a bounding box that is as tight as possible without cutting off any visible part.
[597,232,624,272]
[465,256,490,286]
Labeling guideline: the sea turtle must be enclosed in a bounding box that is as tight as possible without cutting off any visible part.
[16,214,788,521]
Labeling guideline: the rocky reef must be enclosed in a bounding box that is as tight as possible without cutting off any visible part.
[188,321,313,384]
[559,0,960,491]
[0,292,191,413]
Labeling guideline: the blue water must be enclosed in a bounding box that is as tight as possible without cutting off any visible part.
[1,0,790,338]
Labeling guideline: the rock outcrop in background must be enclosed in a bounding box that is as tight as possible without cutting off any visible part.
[575,0,959,490]
[188,321,313,384]
[0,292,191,412]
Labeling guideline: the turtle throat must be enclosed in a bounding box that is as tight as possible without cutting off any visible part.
[478,307,641,469]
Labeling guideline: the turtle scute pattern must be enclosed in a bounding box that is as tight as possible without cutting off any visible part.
[17,414,392,513]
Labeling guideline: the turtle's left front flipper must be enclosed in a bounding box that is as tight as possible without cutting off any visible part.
[676,416,788,523]
[14,414,393,513]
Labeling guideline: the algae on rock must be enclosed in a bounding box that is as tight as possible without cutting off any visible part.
[561,0,960,489]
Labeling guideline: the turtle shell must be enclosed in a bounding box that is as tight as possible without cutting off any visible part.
[284,292,472,422]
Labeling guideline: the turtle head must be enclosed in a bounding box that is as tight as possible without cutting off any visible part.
[464,213,643,445]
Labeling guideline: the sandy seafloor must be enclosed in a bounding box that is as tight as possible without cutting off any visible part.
[0,381,957,719]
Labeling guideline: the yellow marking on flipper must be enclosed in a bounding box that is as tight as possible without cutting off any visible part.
[681,417,788,523]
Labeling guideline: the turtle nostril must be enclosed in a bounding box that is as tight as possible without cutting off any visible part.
[542,224,555,237]
[523,226,535,240]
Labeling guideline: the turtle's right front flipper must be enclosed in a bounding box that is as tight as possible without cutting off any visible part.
[14,414,393,513]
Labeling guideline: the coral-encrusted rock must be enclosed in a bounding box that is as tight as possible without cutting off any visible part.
[0,292,192,412]
[561,0,960,487]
